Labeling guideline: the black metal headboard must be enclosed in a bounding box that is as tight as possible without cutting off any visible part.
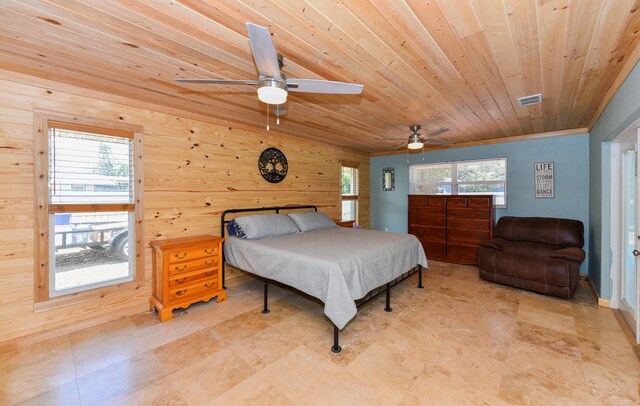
[220,205,318,238]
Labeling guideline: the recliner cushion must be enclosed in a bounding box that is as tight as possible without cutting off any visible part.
[479,242,572,287]
[494,216,584,247]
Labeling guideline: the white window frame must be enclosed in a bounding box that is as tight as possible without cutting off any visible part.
[34,111,144,307]
[410,157,507,208]
[341,164,359,222]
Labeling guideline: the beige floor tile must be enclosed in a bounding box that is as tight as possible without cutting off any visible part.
[577,335,640,378]
[0,336,76,405]
[515,320,581,359]
[255,345,397,405]
[517,304,576,335]
[114,348,257,406]
[498,341,591,406]
[345,333,428,402]
[228,326,299,371]
[76,350,166,406]
[519,291,574,317]
[207,376,295,406]
[153,326,226,372]
[582,360,640,405]
[401,340,506,406]
[271,307,333,344]
[13,380,80,406]
[166,348,256,406]
[110,388,189,406]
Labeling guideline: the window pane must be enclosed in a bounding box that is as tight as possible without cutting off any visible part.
[413,184,451,194]
[457,159,505,182]
[51,211,133,293]
[458,183,505,207]
[341,166,358,196]
[457,183,505,194]
[49,128,133,204]
[412,163,451,183]
[342,200,357,221]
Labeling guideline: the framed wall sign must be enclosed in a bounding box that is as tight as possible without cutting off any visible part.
[382,167,395,191]
[534,161,554,198]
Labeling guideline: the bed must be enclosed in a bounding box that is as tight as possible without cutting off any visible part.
[221,205,428,352]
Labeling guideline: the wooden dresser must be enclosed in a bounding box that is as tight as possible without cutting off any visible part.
[150,235,226,321]
[408,195,493,264]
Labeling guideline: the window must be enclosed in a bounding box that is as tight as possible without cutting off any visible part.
[35,114,143,303]
[410,158,507,208]
[341,165,359,222]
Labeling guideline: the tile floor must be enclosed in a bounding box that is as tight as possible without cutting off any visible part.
[1,260,639,405]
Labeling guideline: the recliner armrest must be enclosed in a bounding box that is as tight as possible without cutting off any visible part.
[479,238,506,251]
[550,247,585,262]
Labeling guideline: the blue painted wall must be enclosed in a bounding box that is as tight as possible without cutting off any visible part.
[589,60,640,299]
[370,133,590,274]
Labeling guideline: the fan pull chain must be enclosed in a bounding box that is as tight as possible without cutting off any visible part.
[276,105,280,125]
[422,146,425,161]
[266,103,270,131]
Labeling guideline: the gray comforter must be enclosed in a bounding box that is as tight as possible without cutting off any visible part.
[224,227,428,329]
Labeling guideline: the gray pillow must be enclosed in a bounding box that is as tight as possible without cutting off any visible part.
[288,212,338,232]
[234,214,300,240]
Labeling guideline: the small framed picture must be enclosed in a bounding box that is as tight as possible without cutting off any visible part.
[534,161,554,198]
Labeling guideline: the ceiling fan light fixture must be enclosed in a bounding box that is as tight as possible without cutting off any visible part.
[407,133,423,150]
[257,79,287,104]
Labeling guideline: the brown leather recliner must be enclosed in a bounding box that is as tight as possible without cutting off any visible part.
[478,216,586,298]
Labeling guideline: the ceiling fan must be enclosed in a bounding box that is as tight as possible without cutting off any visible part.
[381,125,452,150]
[176,22,364,124]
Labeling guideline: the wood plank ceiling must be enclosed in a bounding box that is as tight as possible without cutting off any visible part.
[0,0,639,152]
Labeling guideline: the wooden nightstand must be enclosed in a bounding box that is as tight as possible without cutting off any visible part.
[150,235,226,321]
[336,220,355,228]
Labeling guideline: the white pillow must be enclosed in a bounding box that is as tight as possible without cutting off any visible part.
[234,214,300,240]
[288,212,338,232]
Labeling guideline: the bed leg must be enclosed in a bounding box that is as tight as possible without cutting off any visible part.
[384,283,392,312]
[418,264,424,289]
[331,325,342,353]
[262,280,270,314]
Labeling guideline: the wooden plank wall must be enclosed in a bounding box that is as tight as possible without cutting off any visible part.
[0,71,370,345]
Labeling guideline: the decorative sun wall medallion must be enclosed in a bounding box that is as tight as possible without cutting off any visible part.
[258,147,288,183]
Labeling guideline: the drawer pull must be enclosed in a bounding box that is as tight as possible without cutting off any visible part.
[175,277,187,284]
[204,271,213,277]
[175,289,187,296]
[204,282,215,288]
[174,252,188,260]
[174,264,187,272]
[204,248,215,254]
[204,260,214,266]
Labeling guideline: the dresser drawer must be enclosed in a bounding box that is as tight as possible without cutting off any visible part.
[169,277,218,303]
[168,268,217,288]
[168,245,218,264]
[168,256,219,276]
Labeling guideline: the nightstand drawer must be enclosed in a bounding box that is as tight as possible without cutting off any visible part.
[168,256,219,276]
[168,245,218,264]
[168,277,218,303]
[168,268,217,288]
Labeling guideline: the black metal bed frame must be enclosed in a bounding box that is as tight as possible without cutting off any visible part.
[220,205,424,353]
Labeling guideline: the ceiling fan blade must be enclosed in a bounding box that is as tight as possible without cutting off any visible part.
[422,139,452,145]
[392,144,408,150]
[176,79,257,85]
[246,23,281,80]
[286,78,364,94]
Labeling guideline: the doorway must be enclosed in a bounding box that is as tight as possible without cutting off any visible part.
[612,127,640,342]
